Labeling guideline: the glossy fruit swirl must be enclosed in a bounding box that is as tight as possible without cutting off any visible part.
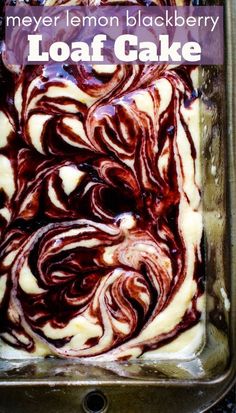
[0,0,204,361]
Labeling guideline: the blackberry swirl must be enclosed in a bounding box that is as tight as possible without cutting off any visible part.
[0,0,204,360]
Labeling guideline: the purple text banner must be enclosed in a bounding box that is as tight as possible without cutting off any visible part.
[4,5,224,65]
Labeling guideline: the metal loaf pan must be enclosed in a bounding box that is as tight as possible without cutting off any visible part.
[0,0,235,412]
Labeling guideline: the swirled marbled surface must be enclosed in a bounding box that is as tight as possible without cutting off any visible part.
[0,0,205,361]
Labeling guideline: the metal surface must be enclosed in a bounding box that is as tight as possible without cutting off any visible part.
[0,0,235,412]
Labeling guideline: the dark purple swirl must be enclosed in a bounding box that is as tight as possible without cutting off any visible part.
[0,0,204,360]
